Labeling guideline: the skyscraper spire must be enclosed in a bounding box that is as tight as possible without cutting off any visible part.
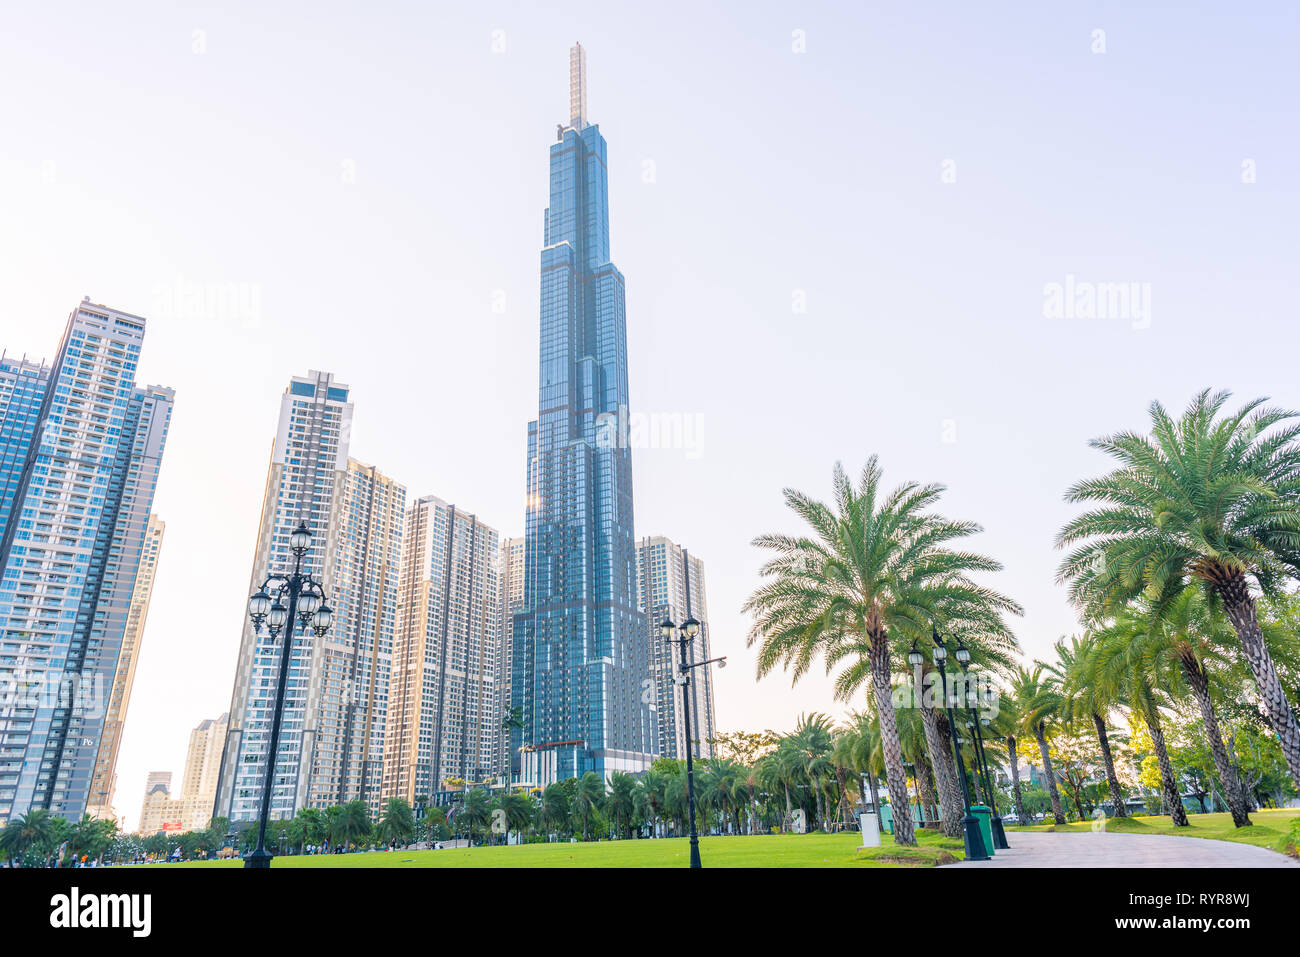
[569,41,587,129]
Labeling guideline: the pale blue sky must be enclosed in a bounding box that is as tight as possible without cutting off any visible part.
[2,1,1296,828]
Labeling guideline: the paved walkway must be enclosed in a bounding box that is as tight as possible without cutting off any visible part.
[948,831,1299,868]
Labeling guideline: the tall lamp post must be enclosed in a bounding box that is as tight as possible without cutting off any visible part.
[965,683,1009,850]
[928,630,989,862]
[660,616,727,869]
[244,521,333,869]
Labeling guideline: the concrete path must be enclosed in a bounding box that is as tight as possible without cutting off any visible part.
[948,831,1299,868]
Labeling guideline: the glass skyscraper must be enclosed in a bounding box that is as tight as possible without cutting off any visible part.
[0,300,173,823]
[514,44,655,786]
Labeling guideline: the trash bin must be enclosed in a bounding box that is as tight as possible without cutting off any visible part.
[969,805,994,856]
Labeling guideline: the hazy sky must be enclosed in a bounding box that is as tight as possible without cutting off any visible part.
[2,2,1297,830]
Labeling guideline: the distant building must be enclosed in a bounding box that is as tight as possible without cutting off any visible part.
[383,496,501,804]
[138,772,183,836]
[498,536,525,780]
[87,515,165,822]
[178,713,228,831]
[637,536,717,760]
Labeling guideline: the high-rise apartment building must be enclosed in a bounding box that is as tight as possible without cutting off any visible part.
[214,371,353,823]
[87,514,165,821]
[498,536,524,781]
[637,537,717,760]
[304,460,404,816]
[0,300,173,824]
[384,496,500,803]
[178,712,226,831]
[514,44,654,786]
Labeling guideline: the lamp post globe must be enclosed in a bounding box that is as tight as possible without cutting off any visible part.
[289,523,312,553]
[248,589,272,620]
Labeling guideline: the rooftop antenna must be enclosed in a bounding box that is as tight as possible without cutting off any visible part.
[569,41,587,130]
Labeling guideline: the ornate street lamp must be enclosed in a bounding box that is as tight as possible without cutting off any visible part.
[931,628,989,861]
[966,681,1010,849]
[243,521,333,869]
[660,615,727,868]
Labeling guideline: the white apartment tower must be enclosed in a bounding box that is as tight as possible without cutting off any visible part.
[304,460,404,817]
[383,497,500,803]
[498,535,525,781]
[214,371,353,823]
[637,536,717,760]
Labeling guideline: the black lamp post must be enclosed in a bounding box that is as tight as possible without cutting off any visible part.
[966,683,1009,850]
[660,616,727,868]
[931,630,989,862]
[244,521,333,869]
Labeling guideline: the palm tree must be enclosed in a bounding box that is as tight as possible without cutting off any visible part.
[745,458,1021,846]
[0,809,55,866]
[635,770,667,838]
[376,798,416,847]
[1057,390,1300,790]
[1011,666,1067,824]
[1047,635,1129,818]
[989,685,1029,824]
[1092,612,1190,826]
[457,788,491,845]
[294,807,327,852]
[606,772,637,839]
[330,800,371,849]
[1118,589,1252,826]
[497,790,534,843]
[540,782,571,840]
[66,815,116,865]
[574,771,605,841]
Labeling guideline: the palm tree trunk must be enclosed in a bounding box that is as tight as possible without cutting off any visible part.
[1181,656,1251,827]
[782,783,792,833]
[1225,734,1257,812]
[1215,574,1300,792]
[835,767,852,825]
[915,757,935,826]
[1034,724,1067,825]
[920,702,964,838]
[1007,736,1027,823]
[1144,708,1189,827]
[869,634,916,846]
[1091,713,1128,818]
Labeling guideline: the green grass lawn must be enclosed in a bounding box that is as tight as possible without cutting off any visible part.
[1009,807,1300,856]
[157,829,964,869]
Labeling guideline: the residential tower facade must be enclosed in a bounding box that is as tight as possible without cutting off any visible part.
[0,300,173,823]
